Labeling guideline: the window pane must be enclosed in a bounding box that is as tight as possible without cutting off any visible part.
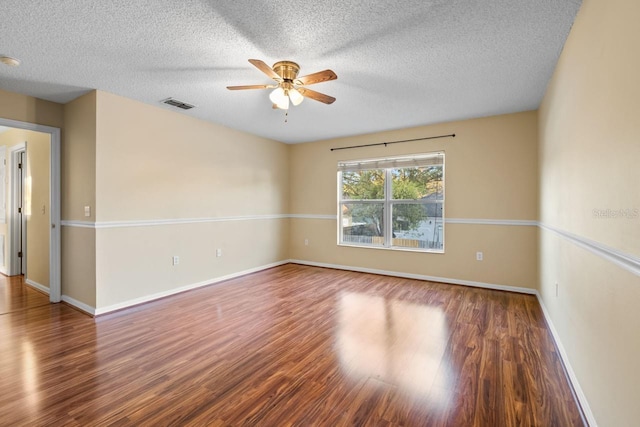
[338,154,444,253]
[391,166,443,200]
[392,203,444,250]
[341,169,385,200]
[341,202,384,246]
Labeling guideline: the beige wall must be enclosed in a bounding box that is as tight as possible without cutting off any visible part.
[61,92,97,307]
[0,88,63,129]
[25,131,51,286]
[61,227,96,307]
[0,129,50,287]
[538,0,640,426]
[95,91,289,221]
[95,220,289,308]
[0,137,10,270]
[63,91,96,222]
[290,111,539,289]
[93,91,289,309]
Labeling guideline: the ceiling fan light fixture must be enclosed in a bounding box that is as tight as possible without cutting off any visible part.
[229,59,337,110]
[289,88,304,106]
[269,87,289,109]
[269,87,284,103]
[278,93,290,110]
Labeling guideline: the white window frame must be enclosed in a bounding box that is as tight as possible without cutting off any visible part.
[337,152,445,253]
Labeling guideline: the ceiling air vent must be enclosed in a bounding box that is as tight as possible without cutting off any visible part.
[161,98,195,110]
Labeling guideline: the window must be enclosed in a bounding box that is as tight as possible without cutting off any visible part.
[338,152,444,252]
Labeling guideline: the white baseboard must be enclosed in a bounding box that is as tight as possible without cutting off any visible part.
[25,279,50,295]
[289,259,537,295]
[535,293,597,427]
[61,295,96,316]
[93,260,289,316]
[25,278,96,315]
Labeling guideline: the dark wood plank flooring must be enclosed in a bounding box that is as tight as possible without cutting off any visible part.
[0,274,50,315]
[0,265,585,426]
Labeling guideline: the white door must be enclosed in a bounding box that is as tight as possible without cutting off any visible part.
[10,147,27,276]
[16,149,26,275]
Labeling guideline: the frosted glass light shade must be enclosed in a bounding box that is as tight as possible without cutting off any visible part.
[269,87,289,109]
[289,88,304,106]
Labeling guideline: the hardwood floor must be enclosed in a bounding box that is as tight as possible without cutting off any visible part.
[0,265,585,426]
[0,274,50,315]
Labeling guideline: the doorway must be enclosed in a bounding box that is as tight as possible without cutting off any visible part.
[0,118,60,303]
[11,147,27,276]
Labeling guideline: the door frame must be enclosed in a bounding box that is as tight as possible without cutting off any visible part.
[10,144,27,277]
[0,117,61,303]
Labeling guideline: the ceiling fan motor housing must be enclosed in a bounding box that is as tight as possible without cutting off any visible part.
[273,61,300,81]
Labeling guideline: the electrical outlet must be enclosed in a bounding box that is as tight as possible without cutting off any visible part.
[216,248,222,257]
[476,251,483,261]
[172,256,179,266]
[84,205,91,217]
[304,238,309,246]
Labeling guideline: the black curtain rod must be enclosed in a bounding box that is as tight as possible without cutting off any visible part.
[330,133,455,152]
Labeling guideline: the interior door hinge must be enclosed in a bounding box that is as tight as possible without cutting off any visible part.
[18,251,22,258]
[17,207,21,213]
[18,163,22,169]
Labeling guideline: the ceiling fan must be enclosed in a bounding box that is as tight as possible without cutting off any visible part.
[227,59,337,110]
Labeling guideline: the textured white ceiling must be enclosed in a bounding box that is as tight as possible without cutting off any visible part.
[0,0,581,143]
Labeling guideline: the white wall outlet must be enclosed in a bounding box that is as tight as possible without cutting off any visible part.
[172,256,179,266]
[304,238,309,246]
[84,205,91,217]
[216,248,222,257]
[476,251,483,261]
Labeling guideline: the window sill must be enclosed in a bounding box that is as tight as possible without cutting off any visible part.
[338,242,444,254]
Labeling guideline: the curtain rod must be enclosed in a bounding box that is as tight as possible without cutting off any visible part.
[330,133,455,152]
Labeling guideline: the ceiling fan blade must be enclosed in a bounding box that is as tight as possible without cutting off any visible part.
[248,59,281,81]
[298,88,336,104]
[295,69,337,86]
[226,84,274,90]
